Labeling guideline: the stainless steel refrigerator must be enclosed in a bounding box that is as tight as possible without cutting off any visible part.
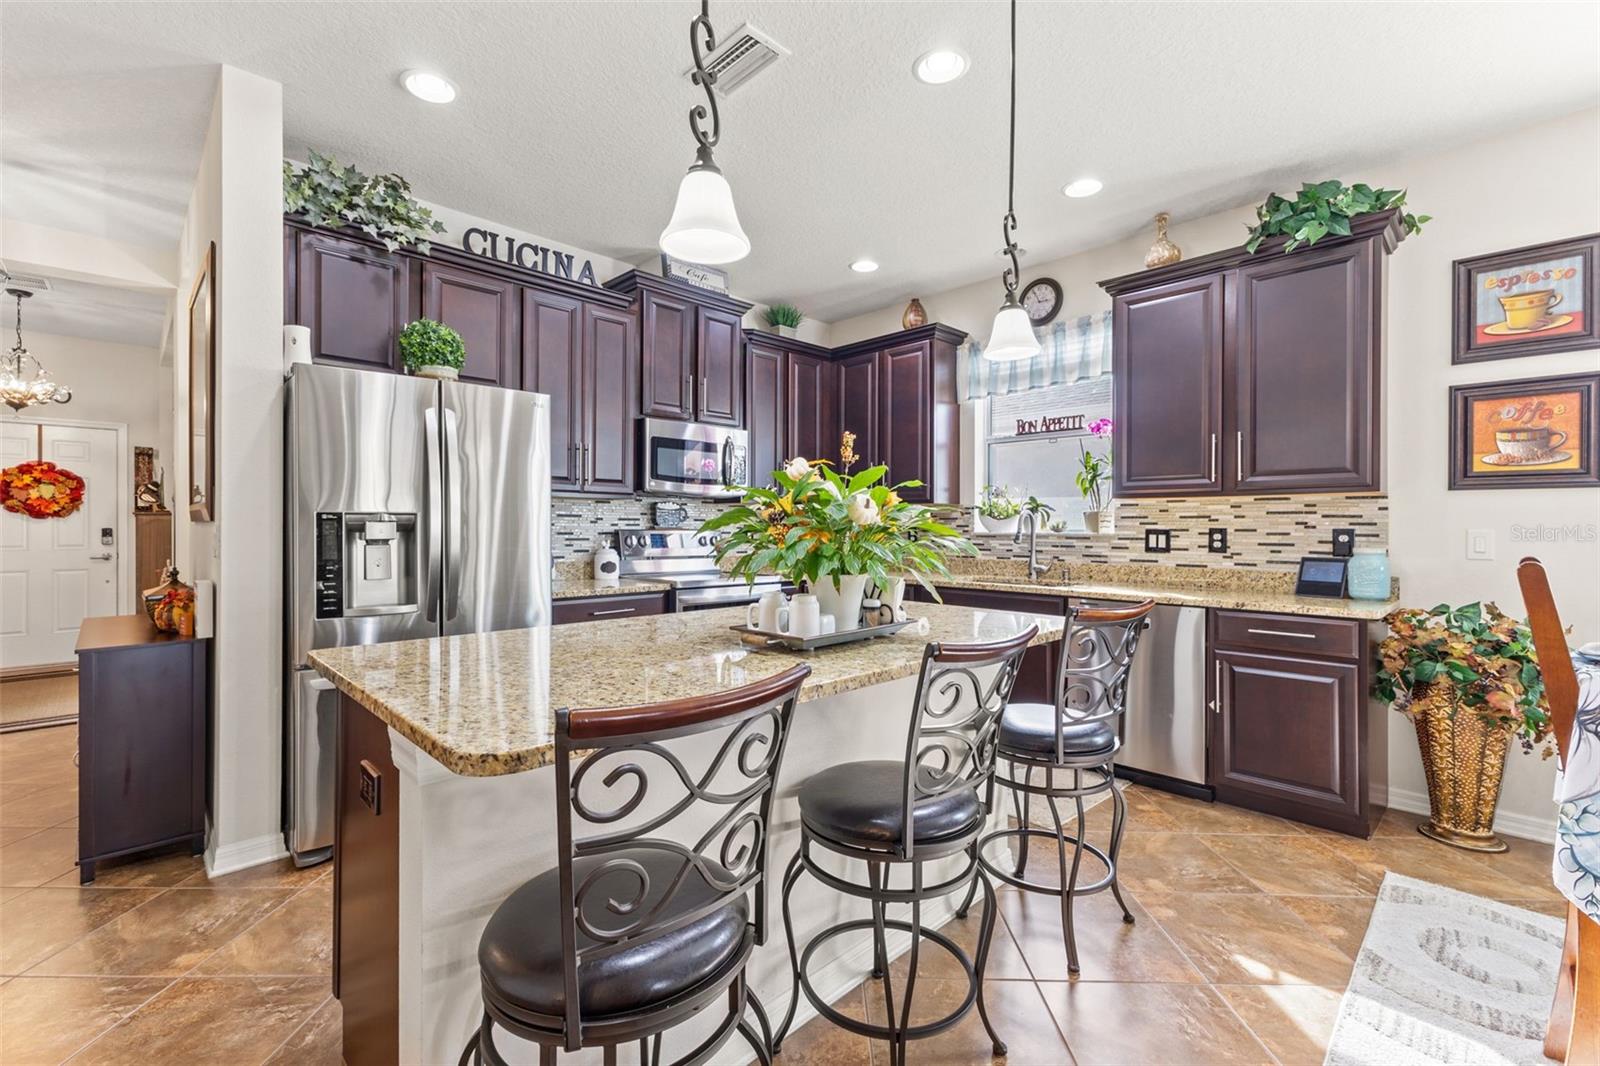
[283,363,551,865]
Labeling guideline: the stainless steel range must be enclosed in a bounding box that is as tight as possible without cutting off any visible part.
[615,528,782,610]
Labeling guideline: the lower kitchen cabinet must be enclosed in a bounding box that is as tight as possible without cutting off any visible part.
[921,585,1066,705]
[1208,609,1382,837]
[551,592,670,625]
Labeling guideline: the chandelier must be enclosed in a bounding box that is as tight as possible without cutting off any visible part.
[1,287,71,413]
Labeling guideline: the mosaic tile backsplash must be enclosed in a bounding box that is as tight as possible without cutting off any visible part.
[551,495,729,562]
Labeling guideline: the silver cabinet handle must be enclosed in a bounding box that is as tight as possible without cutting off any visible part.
[1212,658,1223,714]
[700,376,708,413]
[584,441,592,483]
[1246,627,1317,639]
[1236,431,1244,482]
[682,375,691,412]
[590,606,637,617]
[1209,433,1217,484]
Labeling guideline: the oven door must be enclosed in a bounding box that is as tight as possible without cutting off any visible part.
[640,418,747,498]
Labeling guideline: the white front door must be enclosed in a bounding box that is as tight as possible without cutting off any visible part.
[0,421,122,668]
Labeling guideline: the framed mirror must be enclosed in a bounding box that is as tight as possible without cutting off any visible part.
[188,241,215,521]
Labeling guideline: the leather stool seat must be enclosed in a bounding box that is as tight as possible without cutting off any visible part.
[997,702,1116,759]
[799,760,982,849]
[478,848,748,1019]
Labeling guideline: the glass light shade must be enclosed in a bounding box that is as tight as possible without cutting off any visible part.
[982,303,1040,362]
[659,166,750,265]
[0,350,71,412]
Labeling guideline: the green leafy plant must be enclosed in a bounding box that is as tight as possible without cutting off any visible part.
[976,485,1021,520]
[1075,445,1110,513]
[1373,602,1552,751]
[699,459,975,597]
[283,149,446,252]
[1023,495,1053,521]
[1245,181,1430,253]
[765,302,804,329]
[398,319,466,373]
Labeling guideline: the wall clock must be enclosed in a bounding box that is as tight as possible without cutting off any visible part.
[1021,277,1063,325]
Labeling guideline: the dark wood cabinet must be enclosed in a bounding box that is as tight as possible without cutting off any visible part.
[746,340,786,488]
[551,591,671,624]
[520,290,584,491]
[1230,239,1380,492]
[1208,610,1382,837]
[639,288,695,419]
[294,230,408,373]
[607,271,753,427]
[420,263,519,388]
[836,350,881,471]
[1101,208,1403,498]
[744,331,837,483]
[697,307,744,426]
[75,616,209,882]
[880,340,935,501]
[787,350,831,464]
[833,325,964,503]
[581,304,638,495]
[920,585,1065,704]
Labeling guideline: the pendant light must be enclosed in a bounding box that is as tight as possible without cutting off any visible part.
[658,0,750,265]
[0,287,71,413]
[983,0,1041,363]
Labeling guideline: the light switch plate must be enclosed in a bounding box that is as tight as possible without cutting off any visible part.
[1466,528,1495,561]
[1144,528,1172,554]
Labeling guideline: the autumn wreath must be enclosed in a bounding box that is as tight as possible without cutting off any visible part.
[1,461,87,519]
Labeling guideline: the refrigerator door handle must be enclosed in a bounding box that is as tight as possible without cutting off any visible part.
[424,405,443,623]
[443,405,464,621]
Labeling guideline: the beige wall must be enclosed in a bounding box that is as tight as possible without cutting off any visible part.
[830,108,1600,839]
[18,331,165,458]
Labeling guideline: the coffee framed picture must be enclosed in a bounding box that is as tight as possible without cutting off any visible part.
[1449,373,1598,490]
[1452,233,1600,364]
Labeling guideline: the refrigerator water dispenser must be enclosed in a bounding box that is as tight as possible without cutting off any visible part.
[331,512,419,614]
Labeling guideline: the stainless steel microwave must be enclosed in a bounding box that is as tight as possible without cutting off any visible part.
[639,418,748,498]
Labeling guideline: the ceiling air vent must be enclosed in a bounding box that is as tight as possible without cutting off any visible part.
[683,22,789,96]
[0,271,52,295]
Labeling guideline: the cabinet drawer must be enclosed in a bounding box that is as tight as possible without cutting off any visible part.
[1212,610,1360,659]
[551,593,669,625]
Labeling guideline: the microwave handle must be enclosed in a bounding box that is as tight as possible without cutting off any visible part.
[722,436,738,488]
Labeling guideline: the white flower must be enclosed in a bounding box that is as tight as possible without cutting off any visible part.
[783,457,811,480]
[847,494,880,527]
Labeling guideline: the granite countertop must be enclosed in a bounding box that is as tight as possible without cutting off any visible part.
[308,603,1065,777]
[930,561,1398,622]
[551,576,671,600]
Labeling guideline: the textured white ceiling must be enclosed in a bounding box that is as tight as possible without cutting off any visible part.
[5,1,1598,323]
[2,275,169,349]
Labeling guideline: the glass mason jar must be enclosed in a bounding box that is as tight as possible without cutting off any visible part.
[1346,549,1391,601]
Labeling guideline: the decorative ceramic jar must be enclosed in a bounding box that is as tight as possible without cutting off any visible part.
[813,574,870,632]
[1083,512,1102,534]
[1144,212,1182,269]
[976,512,1020,536]
[1346,549,1391,600]
[902,298,927,330]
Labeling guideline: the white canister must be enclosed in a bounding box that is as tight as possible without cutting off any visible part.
[283,324,312,372]
[747,589,790,633]
[592,535,620,586]
[786,594,823,639]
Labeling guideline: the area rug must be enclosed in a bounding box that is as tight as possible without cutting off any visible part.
[1324,872,1564,1065]
[0,674,78,732]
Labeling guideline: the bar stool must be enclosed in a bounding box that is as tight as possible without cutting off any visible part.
[967,600,1155,975]
[458,663,812,1066]
[771,627,1037,1066]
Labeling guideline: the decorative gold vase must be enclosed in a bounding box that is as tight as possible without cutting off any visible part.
[1410,682,1510,852]
[1144,212,1182,269]
[902,298,927,330]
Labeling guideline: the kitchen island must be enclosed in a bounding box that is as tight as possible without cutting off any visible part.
[309,602,1065,1066]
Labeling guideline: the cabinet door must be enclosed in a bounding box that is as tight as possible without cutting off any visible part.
[1210,647,1362,829]
[1112,274,1225,496]
[836,351,881,473]
[787,351,831,464]
[420,264,518,387]
[696,307,744,426]
[746,342,785,489]
[582,304,637,495]
[934,586,1065,704]
[880,341,932,501]
[521,290,584,492]
[640,290,694,420]
[1230,241,1378,492]
[296,231,408,373]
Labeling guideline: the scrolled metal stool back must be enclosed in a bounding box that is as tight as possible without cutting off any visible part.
[552,663,811,1048]
[1051,601,1155,763]
[900,625,1038,859]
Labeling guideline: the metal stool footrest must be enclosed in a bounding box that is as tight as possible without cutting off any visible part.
[977,825,1118,897]
[798,918,978,1042]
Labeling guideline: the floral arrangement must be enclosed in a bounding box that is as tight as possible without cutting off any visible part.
[1373,602,1552,751]
[976,484,1021,520]
[152,582,196,636]
[283,150,446,252]
[699,459,974,596]
[399,319,466,373]
[1075,418,1114,513]
[1,461,86,519]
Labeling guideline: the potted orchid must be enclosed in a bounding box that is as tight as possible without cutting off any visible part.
[700,457,975,631]
[1076,417,1114,533]
[975,484,1022,535]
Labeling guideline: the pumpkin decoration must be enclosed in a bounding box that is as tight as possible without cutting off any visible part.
[1,460,87,519]
[143,563,196,636]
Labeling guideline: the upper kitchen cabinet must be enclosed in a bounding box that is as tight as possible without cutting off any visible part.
[743,331,835,483]
[835,349,881,473]
[290,228,409,373]
[419,263,519,388]
[745,339,786,488]
[787,349,832,463]
[580,304,638,496]
[1101,208,1404,497]
[519,290,584,491]
[605,271,753,427]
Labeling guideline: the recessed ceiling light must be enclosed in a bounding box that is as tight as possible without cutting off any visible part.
[1062,177,1103,198]
[849,258,880,273]
[913,50,968,85]
[401,69,458,104]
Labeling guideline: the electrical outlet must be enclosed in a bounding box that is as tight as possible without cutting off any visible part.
[1207,527,1228,553]
[1466,528,1495,561]
[359,760,382,815]
[1144,528,1172,554]
[1331,528,1356,558]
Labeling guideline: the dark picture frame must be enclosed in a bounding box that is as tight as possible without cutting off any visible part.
[1452,233,1600,364]
[188,241,216,521]
[1448,372,1599,490]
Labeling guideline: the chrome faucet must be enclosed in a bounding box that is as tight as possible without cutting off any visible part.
[1014,510,1049,581]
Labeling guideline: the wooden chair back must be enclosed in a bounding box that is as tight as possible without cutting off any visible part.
[1517,557,1580,767]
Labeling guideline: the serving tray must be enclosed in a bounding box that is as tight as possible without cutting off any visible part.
[730,618,913,652]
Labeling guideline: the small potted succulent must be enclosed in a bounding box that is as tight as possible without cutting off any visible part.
[975,484,1022,535]
[399,319,466,380]
[766,302,804,339]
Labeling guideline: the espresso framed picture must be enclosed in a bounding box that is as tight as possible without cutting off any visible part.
[1452,233,1600,364]
[188,241,216,522]
[1449,373,1599,490]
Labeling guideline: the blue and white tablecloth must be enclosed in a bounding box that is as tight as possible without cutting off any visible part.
[1555,652,1600,918]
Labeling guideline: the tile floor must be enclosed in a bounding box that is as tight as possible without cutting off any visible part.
[1,721,1563,1065]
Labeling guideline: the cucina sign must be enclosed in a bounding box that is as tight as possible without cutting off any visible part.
[461,227,598,286]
